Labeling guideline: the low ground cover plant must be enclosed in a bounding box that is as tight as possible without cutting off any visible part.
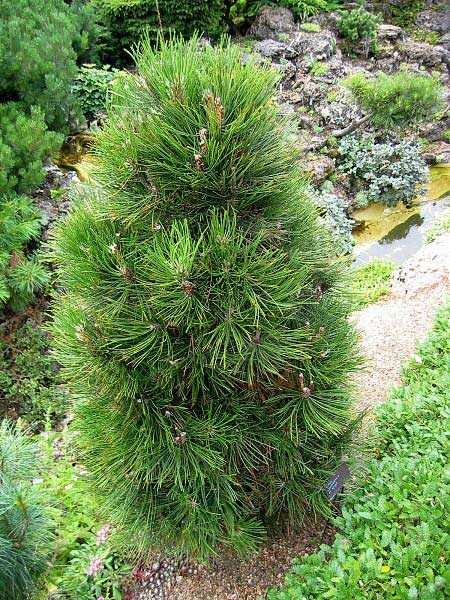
[352,258,396,308]
[270,300,450,598]
[0,321,65,429]
[50,36,361,561]
[425,209,450,243]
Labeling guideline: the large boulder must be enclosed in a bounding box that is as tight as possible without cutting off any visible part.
[399,39,450,69]
[249,6,295,40]
[289,30,337,61]
[416,3,450,34]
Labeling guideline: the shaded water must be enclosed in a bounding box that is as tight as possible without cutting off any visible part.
[352,164,450,265]
[56,133,96,182]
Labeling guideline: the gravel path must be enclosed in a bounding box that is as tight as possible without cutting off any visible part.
[354,233,450,412]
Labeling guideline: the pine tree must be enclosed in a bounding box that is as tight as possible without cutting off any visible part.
[51,37,361,560]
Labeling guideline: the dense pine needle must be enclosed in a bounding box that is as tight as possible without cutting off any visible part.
[51,36,362,561]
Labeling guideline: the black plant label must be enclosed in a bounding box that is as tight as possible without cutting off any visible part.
[325,463,351,500]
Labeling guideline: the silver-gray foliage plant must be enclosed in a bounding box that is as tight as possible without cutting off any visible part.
[313,190,355,256]
[338,135,429,207]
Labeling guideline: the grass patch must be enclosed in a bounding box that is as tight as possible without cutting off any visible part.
[269,300,450,599]
[353,258,397,308]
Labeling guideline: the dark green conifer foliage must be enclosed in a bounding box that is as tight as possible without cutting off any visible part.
[0,0,81,131]
[0,421,54,600]
[51,37,361,560]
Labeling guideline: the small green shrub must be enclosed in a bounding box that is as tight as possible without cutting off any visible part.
[389,0,424,29]
[0,321,65,429]
[270,300,450,599]
[425,209,450,243]
[0,104,63,195]
[94,0,226,64]
[0,0,81,131]
[345,71,444,131]
[353,258,396,308]
[0,193,50,311]
[337,8,381,54]
[0,421,55,600]
[339,135,429,206]
[72,65,118,120]
[300,22,321,32]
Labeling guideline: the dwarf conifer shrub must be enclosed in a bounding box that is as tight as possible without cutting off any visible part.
[0,421,54,600]
[344,71,443,131]
[0,193,50,311]
[0,103,62,195]
[0,0,81,131]
[51,37,360,560]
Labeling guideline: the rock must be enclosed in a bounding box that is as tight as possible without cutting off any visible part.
[303,154,334,184]
[399,39,450,69]
[289,30,337,61]
[441,32,450,52]
[421,141,450,164]
[376,23,405,42]
[392,232,450,296]
[416,5,450,34]
[417,118,450,143]
[252,39,290,59]
[249,6,295,40]
[273,60,296,79]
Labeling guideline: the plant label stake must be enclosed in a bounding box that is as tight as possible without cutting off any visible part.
[325,462,350,501]
[320,463,351,546]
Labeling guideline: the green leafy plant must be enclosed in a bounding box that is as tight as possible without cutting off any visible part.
[309,60,330,76]
[72,65,119,121]
[352,258,396,308]
[41,429,131,599]
[0,192,50,311]
[0,421,55,600]
[0,0,82,131]
[337,8,381,56]
[281,0,328,18]
[0,103,62,195]
[50,36,361,561]
[270,300,450,599]
[0,321,66,429]
[339,135,429,206]
[411,29,441,45]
